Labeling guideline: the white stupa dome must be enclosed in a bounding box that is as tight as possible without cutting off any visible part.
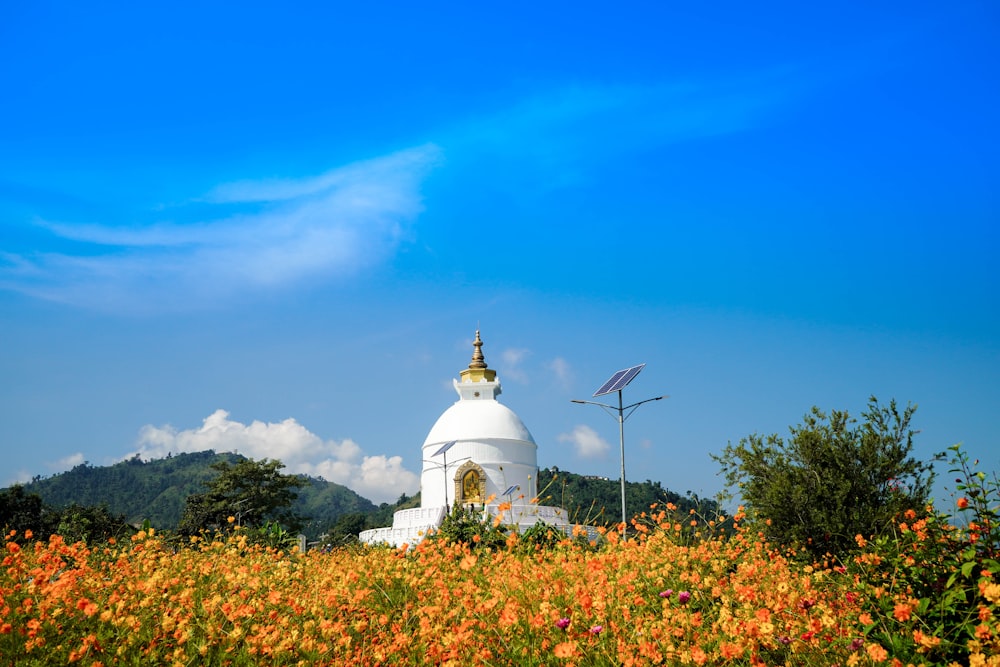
[423,399,535,446]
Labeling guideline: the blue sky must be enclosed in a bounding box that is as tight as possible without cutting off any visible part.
[1,2,997,505]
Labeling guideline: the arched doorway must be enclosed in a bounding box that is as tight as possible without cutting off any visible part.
[454,461,486,505]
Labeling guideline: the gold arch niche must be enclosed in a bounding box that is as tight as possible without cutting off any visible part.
[454,461,487,505]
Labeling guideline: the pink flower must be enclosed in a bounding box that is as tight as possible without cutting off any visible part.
[589,625,603,635]
[658,589,673,598]
[555,617,570,630]
[678,591,691,604]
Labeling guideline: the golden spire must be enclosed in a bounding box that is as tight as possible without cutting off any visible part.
[469,329,487,369]
[459,329,497,383]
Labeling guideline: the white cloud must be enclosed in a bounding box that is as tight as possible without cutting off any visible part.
[5,471,32,485]
[558,424,611,459]
[501,347,530,383]
[125,409,418,504]
[547,357,573,389]
[1,144,442,312]
[204,144,439,204]
[52,452,85,471]
[3,452,89,486]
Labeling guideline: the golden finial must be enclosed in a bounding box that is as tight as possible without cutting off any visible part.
[469,329,487,369]
[459,329,497,383]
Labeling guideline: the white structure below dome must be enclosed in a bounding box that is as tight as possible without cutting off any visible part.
[360,330,575,547]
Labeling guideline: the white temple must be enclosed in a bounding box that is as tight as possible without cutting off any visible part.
[359,330,571,546]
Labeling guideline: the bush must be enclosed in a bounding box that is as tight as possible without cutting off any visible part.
[846,444,999,664]
[427,502,509,550]
[714,397,935,558]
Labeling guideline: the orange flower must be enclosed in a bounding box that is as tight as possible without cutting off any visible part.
[957,497,970,509]
[912,629,941,651]
[553,641,578,658]
[498,603,518,627]
[866,643,889,662]
[893,601,913,622]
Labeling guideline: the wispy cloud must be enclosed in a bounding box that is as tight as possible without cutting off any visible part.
[501,347,531,383]
[0,144,442,312]
[5,451,89,486]
[54,452,86,470]
[547,357,573,390]
[443,73,794,182]
[126,409,418,504]
[558,424,611,459]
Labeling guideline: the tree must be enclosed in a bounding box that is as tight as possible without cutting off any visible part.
[55,503,133,544]
[1,486,132,544]
[177,458,304,535]
[321,512,369,548]
[0,485,56,539]
[712,397,935,557]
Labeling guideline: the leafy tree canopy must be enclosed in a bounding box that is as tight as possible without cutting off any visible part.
[712,396,935,557]
[177,458,304,535]
[0,485,133,544]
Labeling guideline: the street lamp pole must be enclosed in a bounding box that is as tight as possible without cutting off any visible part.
[572,365,667,539]
[425,441,465,510]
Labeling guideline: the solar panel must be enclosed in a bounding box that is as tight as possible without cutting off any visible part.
[593,363,645,396]
[433,440,457,457]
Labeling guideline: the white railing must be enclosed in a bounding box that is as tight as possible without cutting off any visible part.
[358,503,603,547]
[358,506,446,547]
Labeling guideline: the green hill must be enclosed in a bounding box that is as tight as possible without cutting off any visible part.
[18,451,377,541]
[537,466,721,526]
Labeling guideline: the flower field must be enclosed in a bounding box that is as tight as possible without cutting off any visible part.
[2,497,997,667]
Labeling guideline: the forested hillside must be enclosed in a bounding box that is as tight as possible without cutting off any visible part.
[17,451,377,540]
[536,466,720,525]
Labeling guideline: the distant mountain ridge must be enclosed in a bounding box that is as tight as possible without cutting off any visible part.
[16,450,380,541]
